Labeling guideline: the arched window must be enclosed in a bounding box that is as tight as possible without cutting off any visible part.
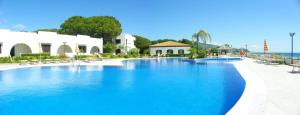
[167,49,173,54]
[90,46,100,54]
[156,50,162,55]
[10,43,32,57]
[57,44,72,55]
[178,49,184,54]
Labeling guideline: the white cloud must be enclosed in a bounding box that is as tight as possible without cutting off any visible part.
[11,24,27,32]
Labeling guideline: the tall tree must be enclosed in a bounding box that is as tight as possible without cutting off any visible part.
[151,39,176,45]
[192,33,200,54]
[178,38,193,45]
[86,16,122,43]
[59,16,122,43]
[34,28,59,33]
[59,16,88,35]
[134,35,151,54]
[192,29,212,57]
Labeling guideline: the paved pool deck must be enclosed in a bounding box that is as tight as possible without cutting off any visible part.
[228,58,300,115]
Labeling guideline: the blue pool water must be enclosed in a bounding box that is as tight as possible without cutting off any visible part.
[0,58,245,115]
[183,57,242,64]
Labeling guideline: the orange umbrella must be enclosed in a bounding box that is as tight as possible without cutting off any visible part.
[264,39,268,54]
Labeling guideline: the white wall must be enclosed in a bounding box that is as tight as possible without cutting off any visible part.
[0,29,103,57]
[150,46,191,55]
[115,33,136,53]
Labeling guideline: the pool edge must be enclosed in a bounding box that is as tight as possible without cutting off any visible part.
[0,59,124,71]
[227,58,267,115]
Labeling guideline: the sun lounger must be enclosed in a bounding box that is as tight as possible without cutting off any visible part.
[19,60,29,65]
[60,59,71,63]
[291,64,300,73]
[43,59,52,64]
[82,58,98,63]
[51,59,60,63]
[265,61,280,65]
[265,59,279,65]
[255,58,267,64]
[96,54,103,61]
[30,60,39,65]
[256,58,282,65]
[82,59,91,63]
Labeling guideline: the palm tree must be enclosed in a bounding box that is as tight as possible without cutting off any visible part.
[192,33,199,55]
[192,29,212,57]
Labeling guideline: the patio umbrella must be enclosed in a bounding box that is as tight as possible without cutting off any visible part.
[264,39,268,54]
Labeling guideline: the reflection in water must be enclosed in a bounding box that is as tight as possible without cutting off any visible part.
[123,61,135,70]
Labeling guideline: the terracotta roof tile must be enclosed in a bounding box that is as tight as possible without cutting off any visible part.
[150,41,191,47]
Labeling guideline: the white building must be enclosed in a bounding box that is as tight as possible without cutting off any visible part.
[0,29,103,57]
[150,41,191,56]
[114,33,136,54]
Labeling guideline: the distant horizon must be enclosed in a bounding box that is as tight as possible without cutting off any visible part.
[1,0,300,52]
[255,52,300,53]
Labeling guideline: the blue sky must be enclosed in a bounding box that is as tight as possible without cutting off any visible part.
[0,0,300,52]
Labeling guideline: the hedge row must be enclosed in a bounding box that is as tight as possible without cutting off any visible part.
[21,53,50,57]
[165,54,188,57]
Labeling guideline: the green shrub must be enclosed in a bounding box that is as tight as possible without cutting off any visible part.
[73,55,98,60]
[21,53,50,57]
[20,53,51,60]
[101,53,113,58]
[143,49,150,55]
[103,42,116,53]
[58,54,69,59]
[74,55,88,60]
[117,53,127,58]
[0,57,13,63]
[196,53,205,58]
[166,54,187,57]
[128,48,140,57]
[188,47,205,59]
[0,54,61,63]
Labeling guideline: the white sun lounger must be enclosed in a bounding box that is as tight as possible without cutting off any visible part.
[19,60,29,65]
[291,64,300,73]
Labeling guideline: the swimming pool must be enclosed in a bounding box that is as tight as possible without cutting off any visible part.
[183,57,242,64]
[0,58,245,115]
